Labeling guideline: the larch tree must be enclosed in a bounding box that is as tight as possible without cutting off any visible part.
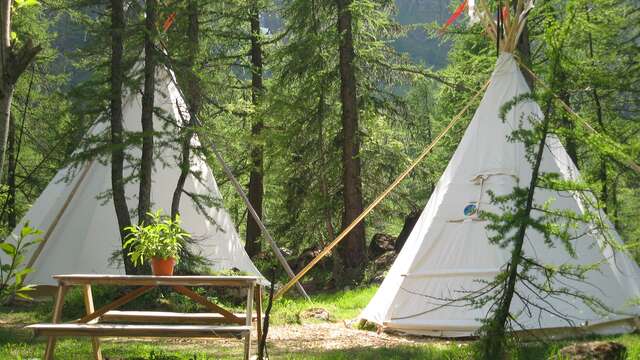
[171,0,202,221]
[0,0,41,180]
[334,0,367,284]
[270,0,415,286]
[189,0,273,259]
[0,0,71,234]
[469,0,640,354]
[245,0,266,258]
[109,0,135,273]
[270,0,342,280]
[138,0,157,225]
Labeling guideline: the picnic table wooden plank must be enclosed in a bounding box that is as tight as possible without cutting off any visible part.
[44,285,67,360]
[171,285,242,324]
[27,323,251,338]
[32,274,262,359]
[244,284,254,360]
[76,286,155,324]
[53,274,259,287]
[100,310,259,324]
[255,285,263,348]
[82,285,103,360]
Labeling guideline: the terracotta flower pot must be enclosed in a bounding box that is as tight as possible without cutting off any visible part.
[150,257,176,276]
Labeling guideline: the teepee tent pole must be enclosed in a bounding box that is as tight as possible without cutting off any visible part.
[180,106,312,302]
[202,136,311,300]
[26,160,95,269]
[275,79,492,299]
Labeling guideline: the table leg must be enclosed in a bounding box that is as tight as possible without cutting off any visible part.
[45,285,67,360]
[82,284,103,360]
[254,285,262,350]
[244,285,254,360]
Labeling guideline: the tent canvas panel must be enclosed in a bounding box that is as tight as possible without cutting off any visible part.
[360,54,640,337]
[3,65,264,286]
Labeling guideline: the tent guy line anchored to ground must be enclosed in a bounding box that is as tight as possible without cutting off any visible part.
[275,52,640,300]
[158,44,310,301]
[274,77,493,300]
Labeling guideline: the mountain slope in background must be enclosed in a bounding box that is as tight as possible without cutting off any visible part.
[394,0,451,68]
[53,0,452,85]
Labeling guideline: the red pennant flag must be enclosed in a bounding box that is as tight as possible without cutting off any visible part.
[162,12,177,32]
[502,6,509,22]
[439,0,468,34]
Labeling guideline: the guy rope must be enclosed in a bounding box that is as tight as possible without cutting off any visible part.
[276,57,640,299]
[275,78,492,299]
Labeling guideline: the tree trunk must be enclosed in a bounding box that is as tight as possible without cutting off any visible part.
[138,0,156,225]
[516,25,534,90]
[171,0,200,220]
[245,3,264,258]
[559,85,578,166]
[0,0,40,180]
[592,85,606,209]
[5,113,15,228]
[335,0,366,285]
[511,0,533,91]
[0,0,12,179]
[317,94,335,243]
[587,27,607,211]
[612,175,620,230]
[110,0,135,274]
[0,82,12,182]
[394,211,420,253]
[483,99,551,359]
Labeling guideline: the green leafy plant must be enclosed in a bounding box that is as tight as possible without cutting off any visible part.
[14,0,40,9]
[0,223,42,303]
[123,210,190,266]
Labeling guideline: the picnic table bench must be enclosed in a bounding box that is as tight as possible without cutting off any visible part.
[26,274,263,360]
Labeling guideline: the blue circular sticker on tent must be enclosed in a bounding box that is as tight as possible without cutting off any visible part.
[464,203,477,216]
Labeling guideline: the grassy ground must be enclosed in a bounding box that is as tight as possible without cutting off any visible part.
[270,286,378,324]
[0,285,639,359]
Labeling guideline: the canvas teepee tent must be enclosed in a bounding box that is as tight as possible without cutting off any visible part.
[360,3,640,337]
[3,64,264,286]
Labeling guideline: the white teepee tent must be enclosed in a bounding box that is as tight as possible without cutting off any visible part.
[359,53,640,337]
[3,64,264,286]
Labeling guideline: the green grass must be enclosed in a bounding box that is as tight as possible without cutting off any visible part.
[0,335,238,359]
[2,335,637,359]
[2,285,640,359]
[0,331,474,360]
[270,285,378,324]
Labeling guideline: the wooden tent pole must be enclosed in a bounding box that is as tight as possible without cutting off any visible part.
[275,79,492,299]
[202,136,311,301]
[26,160,95,269]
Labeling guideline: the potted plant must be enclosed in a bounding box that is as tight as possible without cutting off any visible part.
[123,210,191,276]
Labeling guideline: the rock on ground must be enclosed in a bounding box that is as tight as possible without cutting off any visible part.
[558,341,626,360]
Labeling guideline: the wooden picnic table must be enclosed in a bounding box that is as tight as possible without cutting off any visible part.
[26,274,263,360]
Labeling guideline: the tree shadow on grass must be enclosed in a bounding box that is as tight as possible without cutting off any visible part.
[273,345,474,360]
[0,327,35,345]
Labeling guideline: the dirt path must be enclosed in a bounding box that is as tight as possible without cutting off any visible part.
[2,313,459,356]
[267,322,421,351]
[155,321,458,355]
